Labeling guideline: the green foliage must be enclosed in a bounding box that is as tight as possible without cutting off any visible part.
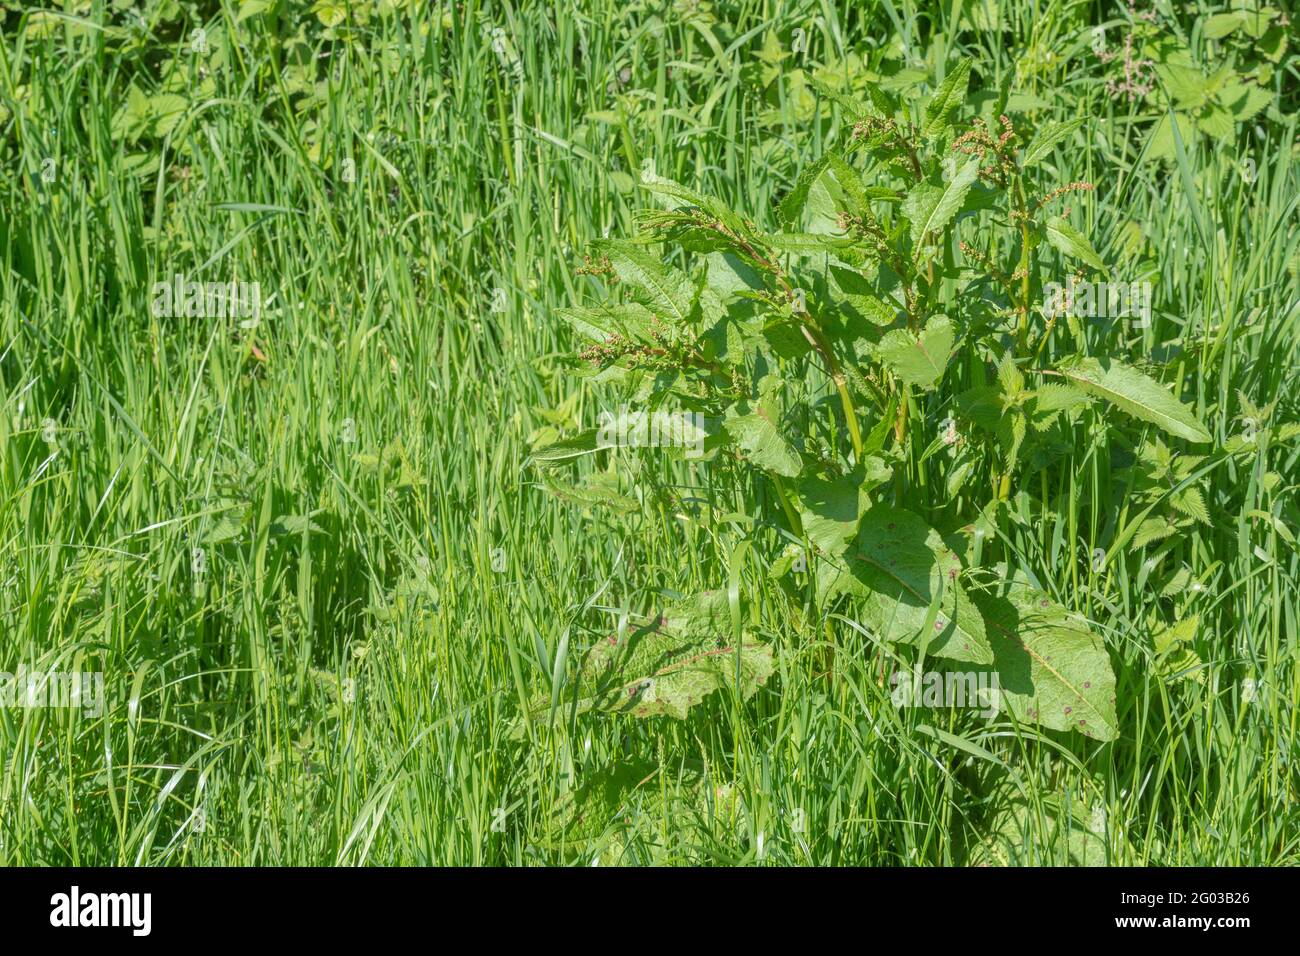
[537,54,1229,744]
[1,0,1296,869]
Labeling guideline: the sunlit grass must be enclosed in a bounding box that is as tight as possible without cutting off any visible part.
[0,0,1296,865]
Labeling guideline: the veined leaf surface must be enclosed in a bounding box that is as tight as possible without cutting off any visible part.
[843,505,993,664]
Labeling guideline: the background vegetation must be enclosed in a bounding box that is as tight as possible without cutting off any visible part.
[0,0,1297,865]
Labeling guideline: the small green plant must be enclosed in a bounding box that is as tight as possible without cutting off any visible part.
[535,59,1222,742]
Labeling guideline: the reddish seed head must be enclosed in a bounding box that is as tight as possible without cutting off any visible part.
[1064,706,1072,714]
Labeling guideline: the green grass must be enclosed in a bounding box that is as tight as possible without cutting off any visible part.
[0,0,1297,865]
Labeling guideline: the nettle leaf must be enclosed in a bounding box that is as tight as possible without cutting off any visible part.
[149,94,189,137]
[1202,12,1245,39]
[529,428,602,466]
[828,265,899,327]
[922,58,973,138]
[556,302,655,341]
[593,239,695,326]
[1056,356,1212,444]
[954,384,1003,432]
[1044,216,1105,272]
[809,74,895,120]
[902,156,980,251]
[825,151,870,218]
[765,231,863,263]
[1146,111,1196,161]
[1022,118,1083,168]
[706,251,766,297]
[779,154,833,229]
[970,581,1119,741]
[1220,81,1271,123]
[641,175,748,235]
[725,410,802,477]
[843,504,993,664]
[997,409,1027,470]
[581,592,775,719]
[877,315,955,389]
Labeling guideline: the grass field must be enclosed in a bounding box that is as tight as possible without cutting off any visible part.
[1,0,1298,866]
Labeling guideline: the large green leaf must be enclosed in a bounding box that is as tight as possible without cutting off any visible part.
[971,581,1119,741]
[725,411,802,477]
[902,157,980,250]
[593,239,695,326]
[1056,357,1212,443]
[795,458,891,556]
[555,302,654,341]
[542,474,639,514]
[876,315,954,389]
[922,59,973,138]
[842,505,993,664]
[778,154,833,228]
[579,592,775,719]
[1022,118,1084,168]
[529,428,602,466]
[1044,216,1105,272]
[969,782,1111,865]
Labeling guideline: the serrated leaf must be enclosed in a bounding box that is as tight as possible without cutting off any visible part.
[1202,12,1244,39]
[1044,216,1105,272]
[706,251,765,297]
[877,315,954,389]
[809,74,895,119]
[1170,486,1210,523]
[725,411,802,477]
[902,157,980,250]
[556,302,655,341]
[529,428,602,466]
[779,155,832,228]
[1022,118,1083,168]
[971,582,1119,740]
[311,1,347,26]
[1153,614,1198,654]
[954,384,1003,432]
[843,505,993,664]
[1146,112,1196,161]
[149,94,188,137]
[641,176,749,235]
[1056,357,1212,443]
[1132,516,1179,549]
[764,231,862,262]
[923,59,973,138]
[593,240,695,326]
[1221,82,1271,122]
[828,265,898,327]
